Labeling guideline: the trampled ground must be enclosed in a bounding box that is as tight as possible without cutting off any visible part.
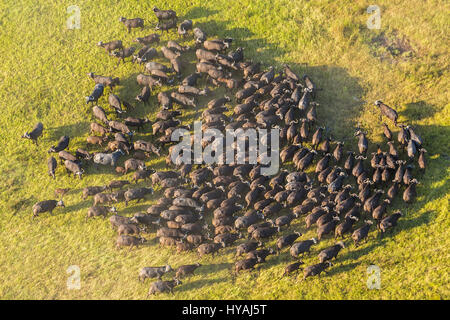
[0,0,448,299]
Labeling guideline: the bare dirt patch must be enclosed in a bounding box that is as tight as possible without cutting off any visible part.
[370,30,416,62]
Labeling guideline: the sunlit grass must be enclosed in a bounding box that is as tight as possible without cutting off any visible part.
[0,0,448,299]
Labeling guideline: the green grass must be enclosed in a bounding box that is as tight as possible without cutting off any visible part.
[0,0,449,299]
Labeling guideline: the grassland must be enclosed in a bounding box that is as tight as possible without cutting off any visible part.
[0,0,448,299]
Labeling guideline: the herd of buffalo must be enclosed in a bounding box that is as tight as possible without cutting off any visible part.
[21,7,426,296]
